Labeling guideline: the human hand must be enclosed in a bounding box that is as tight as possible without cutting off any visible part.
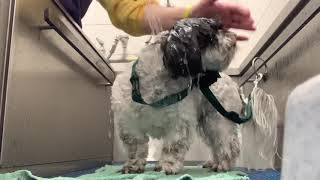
[192,0,256,40]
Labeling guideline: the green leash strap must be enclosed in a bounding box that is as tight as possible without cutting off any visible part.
[130,60,190,108]
[200,87,252,124]
[130,60,252,124]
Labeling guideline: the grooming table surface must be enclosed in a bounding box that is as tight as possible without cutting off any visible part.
[62,165,280,180]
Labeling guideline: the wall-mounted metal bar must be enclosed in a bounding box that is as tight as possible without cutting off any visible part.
[41,0,115,85]
[239,2,320,87]
[109,60,136,64]
[0,0,16,157]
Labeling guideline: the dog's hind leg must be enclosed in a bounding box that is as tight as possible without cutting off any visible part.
[120,133,149,174]
[200,115,240,172]
[199,74,242,172]
[198,115,219,171]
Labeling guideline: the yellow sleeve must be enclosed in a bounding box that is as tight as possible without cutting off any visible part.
[98,0,158,36]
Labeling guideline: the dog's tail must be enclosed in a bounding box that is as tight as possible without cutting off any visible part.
[239,86,279,169]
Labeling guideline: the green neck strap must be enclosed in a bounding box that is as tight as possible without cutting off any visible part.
[200,87,252,124]
[130,60,252,124]
[130,60,190,108]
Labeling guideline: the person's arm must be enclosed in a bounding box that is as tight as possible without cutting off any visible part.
[98,0,255,37]
[141,4,190,34]
[142,0,256,39]
[98,0,159,36]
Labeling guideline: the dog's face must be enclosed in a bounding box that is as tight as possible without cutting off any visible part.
[201,30,237,72]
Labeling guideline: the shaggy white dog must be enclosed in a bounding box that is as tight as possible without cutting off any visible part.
[111,19,240,174]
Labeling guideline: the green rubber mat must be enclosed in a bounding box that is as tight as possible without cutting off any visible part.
[0,165,248,180]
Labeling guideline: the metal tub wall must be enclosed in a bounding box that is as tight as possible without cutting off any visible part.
[238,12,320,169]
[0,0,113,176]
[0,1,9,77]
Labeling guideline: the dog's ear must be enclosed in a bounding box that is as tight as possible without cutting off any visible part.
[160,32,169,54]
[162,34,191,78]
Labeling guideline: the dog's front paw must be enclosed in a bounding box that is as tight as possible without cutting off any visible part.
[202,160,215,169]
[212,161,230,172]
[121,159,147,174]
[155,161,182,175]
[154,162,162,172]
[215,160,231,172]
[203,160,231,172]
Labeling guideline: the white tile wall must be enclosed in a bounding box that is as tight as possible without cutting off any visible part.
[228,0,290,69]
[82,1,112,25]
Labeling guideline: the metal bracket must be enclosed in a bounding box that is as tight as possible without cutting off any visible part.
[247,57,268,83]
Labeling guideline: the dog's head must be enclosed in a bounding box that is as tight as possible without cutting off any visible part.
[161,18,237,78]
[202,29,237,71]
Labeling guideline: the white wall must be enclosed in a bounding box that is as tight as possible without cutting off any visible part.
[226,0,290,69]
[82,0,290,164]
